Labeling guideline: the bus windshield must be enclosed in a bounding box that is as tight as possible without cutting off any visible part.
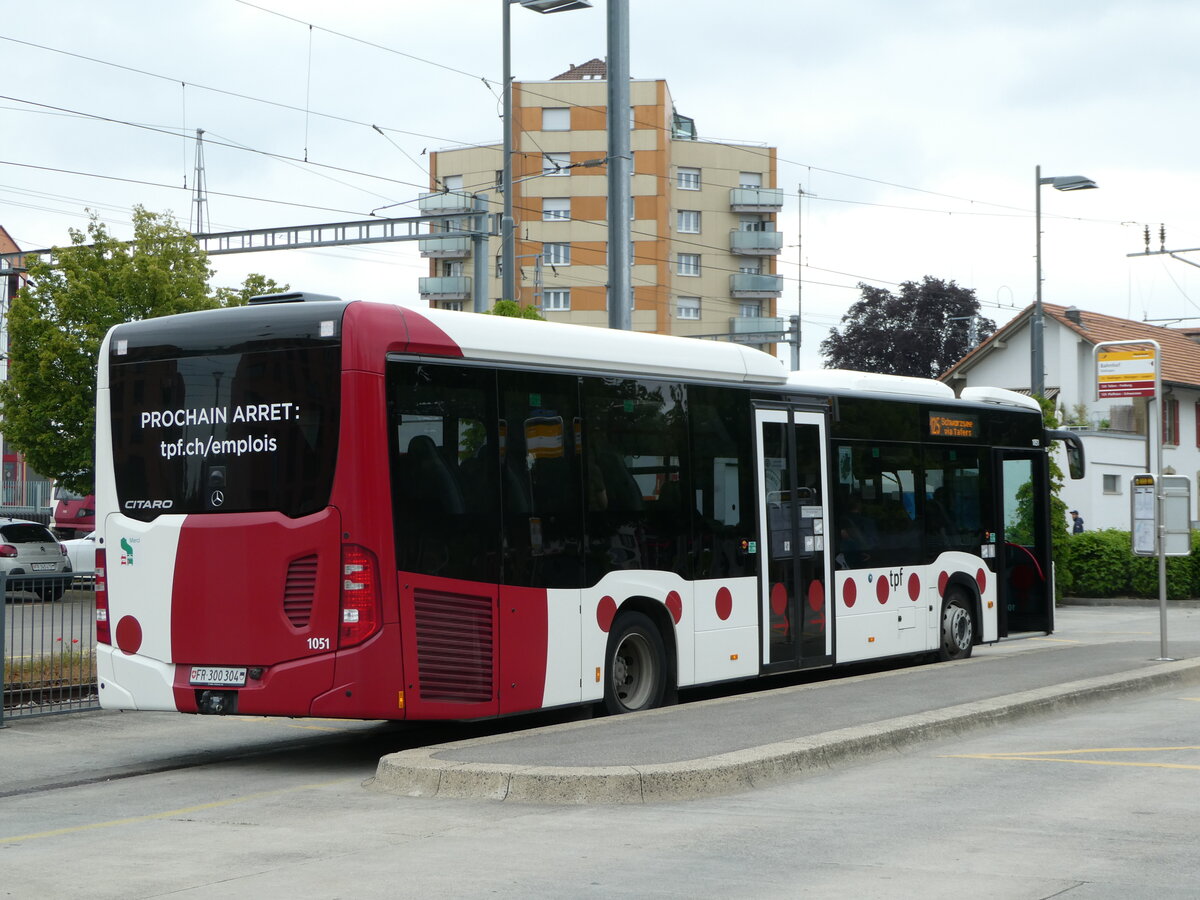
[108,333,341,520]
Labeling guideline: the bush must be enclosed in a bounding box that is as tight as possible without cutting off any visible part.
[1061,529,1199,600]
[1064,530,1132,597]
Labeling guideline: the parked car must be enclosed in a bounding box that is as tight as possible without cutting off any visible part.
[0,518,71,601]
[63,530,97,575]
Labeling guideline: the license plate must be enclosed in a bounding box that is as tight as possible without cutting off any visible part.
[31,563,56,572]
[189,666,247,686]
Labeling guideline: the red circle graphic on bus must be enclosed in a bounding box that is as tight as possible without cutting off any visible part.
[808,580,824,612]
[770,582,788,616]
[843,578,857,608]
[876,575,890,604]
[715,586,733,621]
[976,568,987,593]
[938,571,948,596]
[116,615,143,655]
[665,591,683,624]
[596,596,617,633]
[908,572,921,601]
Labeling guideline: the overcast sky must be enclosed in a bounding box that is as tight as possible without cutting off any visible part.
[3,0,1199,367]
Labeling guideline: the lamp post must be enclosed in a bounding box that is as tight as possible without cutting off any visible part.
[1032,165,1097,397]
[501,0,592,306]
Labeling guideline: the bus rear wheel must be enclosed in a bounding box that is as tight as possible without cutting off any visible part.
[604,611,667,715]
[938,588,974,661]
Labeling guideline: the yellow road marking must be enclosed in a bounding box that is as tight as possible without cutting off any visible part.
[944,746,1200,771]
[0,778,355,844]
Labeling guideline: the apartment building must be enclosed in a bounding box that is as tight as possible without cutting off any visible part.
[419,60,784,346]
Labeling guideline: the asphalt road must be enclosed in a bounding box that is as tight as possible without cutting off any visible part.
[2,605,1200,898]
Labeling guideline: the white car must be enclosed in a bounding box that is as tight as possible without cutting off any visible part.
[0,518,71,601]
[62,530,97,575]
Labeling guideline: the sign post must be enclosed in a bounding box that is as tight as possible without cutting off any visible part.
[1095,340,1172,660]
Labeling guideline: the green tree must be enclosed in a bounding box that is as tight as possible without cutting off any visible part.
[213,272,290,307]
[486,299,544,320]
[0,207,268,494]
[820,277,995,377]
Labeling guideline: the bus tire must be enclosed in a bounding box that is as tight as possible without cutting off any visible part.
[938,587,974,661]
[603,611,667,715]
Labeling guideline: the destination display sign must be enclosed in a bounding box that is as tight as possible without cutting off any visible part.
[928,411,979,439]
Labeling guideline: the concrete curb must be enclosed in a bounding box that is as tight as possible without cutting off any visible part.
[369,656,1200,805]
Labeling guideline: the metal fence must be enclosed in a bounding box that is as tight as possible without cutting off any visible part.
[0,479,54,526]
[1,571,99,724]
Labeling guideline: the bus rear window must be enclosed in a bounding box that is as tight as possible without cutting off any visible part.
[109,345,340,519]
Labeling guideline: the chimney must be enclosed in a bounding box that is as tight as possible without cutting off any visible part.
[1065,307,1083,326]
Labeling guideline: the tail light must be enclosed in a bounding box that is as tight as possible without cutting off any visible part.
[59,543,68,557]
[95,548,110,645]
[0,544,17,558]
[339,544,381,648]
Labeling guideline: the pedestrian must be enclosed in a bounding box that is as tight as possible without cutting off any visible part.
[1069,509,1084,534]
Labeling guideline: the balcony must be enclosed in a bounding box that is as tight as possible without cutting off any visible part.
[418,276,472,301]
[417,191,477,215]
[729,229,783,256]
[729,187,784,212]
[730,273,783,298]
[419,235,472,258]
[728,316,786,344]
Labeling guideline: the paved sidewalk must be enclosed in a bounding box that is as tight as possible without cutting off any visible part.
[371,604,1200,803]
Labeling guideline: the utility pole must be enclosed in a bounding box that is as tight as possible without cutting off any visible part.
[793,182,804,370]
[189,129,209,235]
[606,0,632,330]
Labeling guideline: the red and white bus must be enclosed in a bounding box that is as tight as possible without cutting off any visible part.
[94,293,1082,719]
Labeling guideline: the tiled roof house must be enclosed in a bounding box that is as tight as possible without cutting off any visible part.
[942,302,1200,529]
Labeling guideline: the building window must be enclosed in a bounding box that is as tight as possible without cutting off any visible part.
[739,172,762,188]
[1163,396,1180,445]
[739,301,762,317]
[676,253,700,276]
[677,167,700,190]
[439,301,464,312]
[495,253,503,278]
[677,297,701,320]
[739,262,762,275]
[677,210,701,234]
[543,197,570,221]
[1103,474,1121,494]
[543,243,571,266]
[542,107,570,131]
[544,288,571,311]
[544,153,570,176]
[443,174,463,192]
[495,169,504,190]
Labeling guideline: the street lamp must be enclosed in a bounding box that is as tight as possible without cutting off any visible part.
[501,0,593,306]
[1032,165,1097,397]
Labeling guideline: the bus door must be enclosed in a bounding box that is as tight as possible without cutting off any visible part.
[994,449,1053,635]
[754,407,833,672]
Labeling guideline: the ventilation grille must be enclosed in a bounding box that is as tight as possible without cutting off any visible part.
[414,589,494,703]
[283,555,318,628]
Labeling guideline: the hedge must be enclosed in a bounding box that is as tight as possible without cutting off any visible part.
[1059,529,1200,600]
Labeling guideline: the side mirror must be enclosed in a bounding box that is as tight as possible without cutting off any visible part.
[1046,429,1085,480]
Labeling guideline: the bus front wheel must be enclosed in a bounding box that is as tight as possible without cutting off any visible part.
[938,588,974,662]
[604,611,667,715]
